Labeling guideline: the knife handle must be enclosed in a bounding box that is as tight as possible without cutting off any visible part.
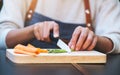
[50,33,59,43]
[50,33,69,44]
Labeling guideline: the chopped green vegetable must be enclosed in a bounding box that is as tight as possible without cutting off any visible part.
[48,49,67,53]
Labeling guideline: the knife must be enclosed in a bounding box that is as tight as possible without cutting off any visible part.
[50,34,71,53]
[57,39,71,53]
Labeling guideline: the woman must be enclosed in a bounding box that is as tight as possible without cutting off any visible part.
[0,0,120,53]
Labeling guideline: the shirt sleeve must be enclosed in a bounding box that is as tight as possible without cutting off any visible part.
[0,28,13,49]
[94,0,120,53]
[0,0,30,49]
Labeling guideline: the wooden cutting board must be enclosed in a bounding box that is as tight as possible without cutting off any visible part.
[6,49,106,64]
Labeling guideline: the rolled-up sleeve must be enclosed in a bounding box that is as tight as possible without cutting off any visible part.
[0,0,29,49]
[0,29,13,49]
[94,0,120,53]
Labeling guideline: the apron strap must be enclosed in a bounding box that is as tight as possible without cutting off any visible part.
[84,0,93,31]
[25,0,93,31]
[25,0,38,21]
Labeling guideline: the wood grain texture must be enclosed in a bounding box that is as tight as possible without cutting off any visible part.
[6,49,106,64]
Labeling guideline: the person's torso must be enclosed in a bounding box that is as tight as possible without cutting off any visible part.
[25,0,94,48]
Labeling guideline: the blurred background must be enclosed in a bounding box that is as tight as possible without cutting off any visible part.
[0,0,120,11]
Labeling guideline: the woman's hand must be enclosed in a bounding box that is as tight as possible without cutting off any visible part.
[33,21,59,42]
[68,26,97,51]
[6,21,59,48]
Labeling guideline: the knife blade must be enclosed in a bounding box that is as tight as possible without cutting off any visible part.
[50,34,71,53]
[56,39,71,53]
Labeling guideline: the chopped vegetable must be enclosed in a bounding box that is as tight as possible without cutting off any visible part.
[48,49,67,53]
[14,44,68,56]
[14,44,48,56]
[27,44,48,53]
[37,49,48,53]
[14,44,40,54]
[27,44,35,48]
[14,49,37,56]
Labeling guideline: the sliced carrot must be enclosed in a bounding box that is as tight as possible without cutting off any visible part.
[14,49,37,56]
[27,44,48,53]
[27,44,35,48]
[14,44,48,56]
[37,48,48,54]
[14,44,39,53]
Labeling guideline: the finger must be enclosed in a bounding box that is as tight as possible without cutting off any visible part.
[33,24,41,40]
[75,28,89,51]
[43,21,51,42]
[38,23,43,41]
[87,35,97,51]
[82,31,94,50]
[52,21,59,38]
[69,26,81,50]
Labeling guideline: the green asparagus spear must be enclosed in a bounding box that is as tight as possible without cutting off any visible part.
[48,49,67,53]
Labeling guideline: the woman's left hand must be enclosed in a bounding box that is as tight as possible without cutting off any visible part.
[68,26,97,51]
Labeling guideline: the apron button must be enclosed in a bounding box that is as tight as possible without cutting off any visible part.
[87,23,91,27]
[29,10,33,14]
[85,9,90,14]
[27,14,32,19]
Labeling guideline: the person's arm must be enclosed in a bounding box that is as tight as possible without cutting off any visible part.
[6,25,35,48]
[95,36,113,53]
[93,0,120,53]
[0,0,59,49]
[6,21,59,48]
[0,0,29,49]
[68,26,113,53]
[69,0,120,54]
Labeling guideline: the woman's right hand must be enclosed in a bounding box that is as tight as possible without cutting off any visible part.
[33,21,59,42]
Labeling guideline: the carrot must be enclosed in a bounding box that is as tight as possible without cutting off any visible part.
[27,44,48,53]
[14,49,37,56]
[14,44,48,56]
[14,44,39,53]
[27,44,35,48]
[37,48,48,54]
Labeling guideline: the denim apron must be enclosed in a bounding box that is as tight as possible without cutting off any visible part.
[25,13,86,48]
